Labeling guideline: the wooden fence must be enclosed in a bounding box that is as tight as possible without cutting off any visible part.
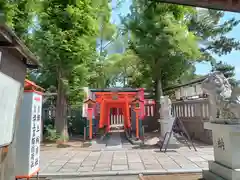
[172,98,213,144]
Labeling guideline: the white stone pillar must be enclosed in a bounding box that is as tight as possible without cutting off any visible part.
[158,96,177,144]
[203,122,240,180]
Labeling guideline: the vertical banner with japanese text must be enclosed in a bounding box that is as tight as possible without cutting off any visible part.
[29,93,42,174]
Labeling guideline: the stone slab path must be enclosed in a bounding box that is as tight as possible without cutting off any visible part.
[90,132,124,150]
[105,132,122,149]
[49,176,139,180]
[39,145,213,176]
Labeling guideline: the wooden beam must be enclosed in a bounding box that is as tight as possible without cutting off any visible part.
[0,41,16,48]
[0,29,13,43]
[155,0,240,12]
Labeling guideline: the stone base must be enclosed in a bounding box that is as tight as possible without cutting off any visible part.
[204,123,240,169]
[159,136,181,149]
[203,122,240,180]
[203,170,226,180]
[203,161,240,180]
[159,117,178,145]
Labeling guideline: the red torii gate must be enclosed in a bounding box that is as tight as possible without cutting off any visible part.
[84,89,145,140]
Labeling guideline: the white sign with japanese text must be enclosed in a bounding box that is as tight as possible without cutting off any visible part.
[16,91,43,177]
[29,93,42,174]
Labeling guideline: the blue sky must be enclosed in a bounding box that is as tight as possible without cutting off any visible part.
[196,12,240,79]
[111,0,240,80]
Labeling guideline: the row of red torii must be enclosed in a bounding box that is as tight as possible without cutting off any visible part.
[83,88,155,139]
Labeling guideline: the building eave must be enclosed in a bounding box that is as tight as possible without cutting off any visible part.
[0,24,40,69]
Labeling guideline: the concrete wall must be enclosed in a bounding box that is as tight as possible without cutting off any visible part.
[172,99,213,144]
[142,116,159,132]
[0,49,26,85]
[175,83,204,100]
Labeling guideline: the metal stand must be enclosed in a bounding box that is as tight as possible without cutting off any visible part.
[160,117,197,152]
[160,131,173,153]
[177,118,197,151]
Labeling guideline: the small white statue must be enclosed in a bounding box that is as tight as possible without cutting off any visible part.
[202,71,240,124]
[168,97,173,117]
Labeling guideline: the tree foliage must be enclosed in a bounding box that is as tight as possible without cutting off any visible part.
[30,0,101,139]
[0,0,39,39]
[188,8,240,65]
[123,1,200,105]
[2,0,240,136]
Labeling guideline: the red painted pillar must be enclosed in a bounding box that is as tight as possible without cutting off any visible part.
[125,99,131,128]
[106,103,110,132]
[99,100,105,128]
[139,88,145,120]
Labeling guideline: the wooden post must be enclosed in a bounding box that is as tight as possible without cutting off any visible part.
[89,116,92,139]
[84,98,96,140]
[142,125,145,143]
[135,108,140,139]
[125,96,131,129]
[131,97,144,140]
[84,127,86,141]
[87,108,93,140]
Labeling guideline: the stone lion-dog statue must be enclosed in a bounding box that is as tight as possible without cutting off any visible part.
[202,71,240,124]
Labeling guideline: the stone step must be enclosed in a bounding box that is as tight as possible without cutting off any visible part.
[208,161,240,180]
[109,129,124,132]
[202,170,226,180]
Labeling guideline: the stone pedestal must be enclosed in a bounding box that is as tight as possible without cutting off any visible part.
[159,96,177,145]
[203,122,240,180]
[159,117,177,144]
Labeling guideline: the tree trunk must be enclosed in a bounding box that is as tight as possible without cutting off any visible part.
[123,77,126,87]
[154,77,163,120]
[123,67,128,87]
[55,72,68,142]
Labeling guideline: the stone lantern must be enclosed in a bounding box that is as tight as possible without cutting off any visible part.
[131,97,144,139]
[0,24,39,180]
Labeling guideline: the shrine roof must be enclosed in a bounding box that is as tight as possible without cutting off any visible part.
[153,0,240,12]
[164,75,208,91]
[0,24,40,68]
[90,88,139,92]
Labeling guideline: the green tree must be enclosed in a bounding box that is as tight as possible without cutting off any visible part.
[102,49,140,87]
[87,0,126,89]
[124,1,201,117]
[32,0,99,140]
[0,0,40,39]
[96,0,116,55]
[188,8,240,62]
[165,8,240,86]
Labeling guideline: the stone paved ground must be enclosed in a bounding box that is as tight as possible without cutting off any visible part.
[39,145,213,175]
[49,175,139,180]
